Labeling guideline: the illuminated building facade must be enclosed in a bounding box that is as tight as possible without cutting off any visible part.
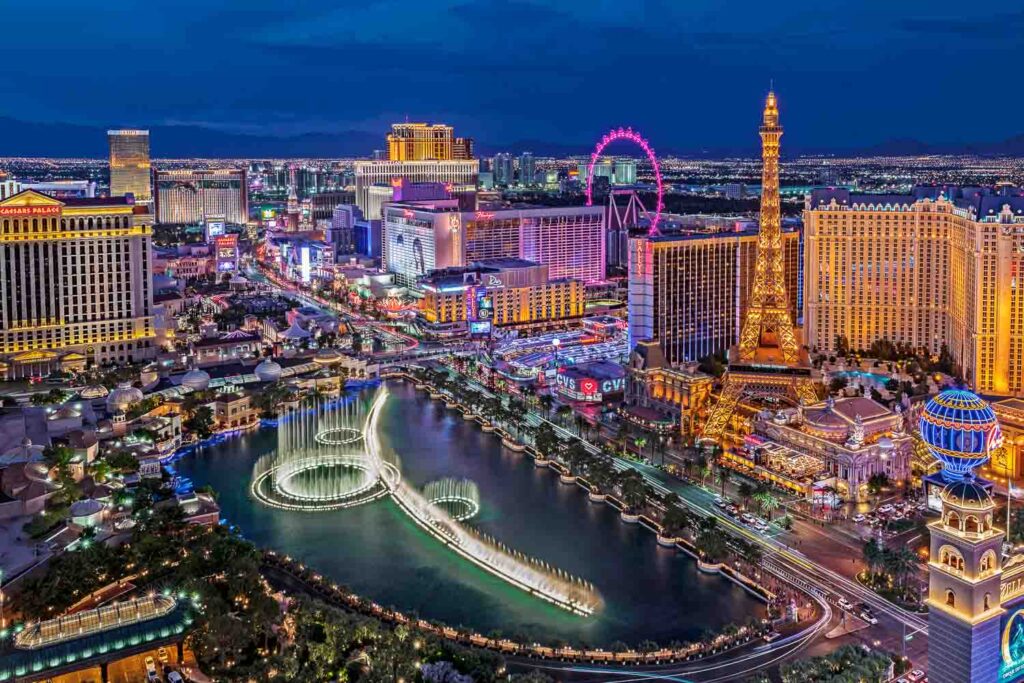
[627,226,800,366]
[107,129,151,202]
[419,258,584,336]
[354,160,478,221]
[153,169,248,226]
[383,200,606,286]
[804,186,1024,396]
[386,123,473,161]
[918,389,1024,683]
[0,190,154,378]
[622,341,713,437]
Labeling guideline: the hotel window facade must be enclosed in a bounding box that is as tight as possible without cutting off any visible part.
[804,187,1024,395]
[0,190,155,378]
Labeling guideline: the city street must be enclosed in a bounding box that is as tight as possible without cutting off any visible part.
[444,368,930,669]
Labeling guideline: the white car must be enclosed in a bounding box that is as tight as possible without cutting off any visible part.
[741,513,755,525]
[906,670,927,682]
[838,597,853,611]
[860,611,878,624]
[852,513,866,523]
[878,504,894,513]
[167,673,184,683]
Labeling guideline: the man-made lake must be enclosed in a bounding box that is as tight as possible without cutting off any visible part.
[173,381,763,646]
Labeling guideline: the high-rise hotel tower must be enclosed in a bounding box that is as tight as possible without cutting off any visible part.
[0,190,155,378]
[108,129,151,203]
[804,186,1024,396]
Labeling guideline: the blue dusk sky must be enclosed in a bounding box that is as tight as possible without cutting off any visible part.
[0,0,1021,153]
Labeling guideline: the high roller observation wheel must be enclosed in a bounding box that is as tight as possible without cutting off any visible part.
[584,127,664,236]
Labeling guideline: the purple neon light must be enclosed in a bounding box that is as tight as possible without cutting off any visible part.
[585,127,664,236]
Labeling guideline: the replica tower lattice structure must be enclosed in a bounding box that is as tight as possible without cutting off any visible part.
[702,91,817,440]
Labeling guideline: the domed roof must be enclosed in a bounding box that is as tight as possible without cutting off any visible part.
[181,367,211,391]
[940,477,994,511]
[254,358,283,382]
[920,389,1003,481]
[106,383,144,412]
[313,348,343,364]
[877,436,894,450]
[70,498,105,517]
[50,405,81,420]
[79,385,109,399]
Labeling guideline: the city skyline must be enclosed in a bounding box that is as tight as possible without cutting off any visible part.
[3,2,1024,157]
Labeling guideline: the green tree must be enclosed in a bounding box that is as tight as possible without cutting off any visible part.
[695,517,728,563]
[754,490,780,520]
[867,472,890,495]
[186,405,215,439]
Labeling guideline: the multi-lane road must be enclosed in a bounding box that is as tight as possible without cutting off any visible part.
[448,370,930,672]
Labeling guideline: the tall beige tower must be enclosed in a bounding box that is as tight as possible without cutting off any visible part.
[108,129,151,203]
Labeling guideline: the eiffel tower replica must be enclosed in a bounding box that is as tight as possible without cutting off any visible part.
[701,91,818,441]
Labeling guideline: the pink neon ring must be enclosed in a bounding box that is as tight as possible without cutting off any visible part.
[584,127,664,235]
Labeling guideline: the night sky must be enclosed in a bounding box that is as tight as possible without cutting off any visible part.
[2,0,1022,153]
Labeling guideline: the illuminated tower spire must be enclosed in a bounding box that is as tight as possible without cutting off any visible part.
[736,89,800,363]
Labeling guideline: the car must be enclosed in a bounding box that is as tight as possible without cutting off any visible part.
[852,513,866,523]
[158,647,170,664]
[907,670,927,682]
[740,513,755,525]
[838,597,853,611]
[145,657,157,675]
[859,611,878,624]
[878,504,894,513]
[726,505,739,515]
[763,631,781,643]
[754,520,769,532]
[167,673,184,683]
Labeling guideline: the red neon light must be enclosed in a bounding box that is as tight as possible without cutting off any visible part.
[0,205,61,217]
[580,378,599,395]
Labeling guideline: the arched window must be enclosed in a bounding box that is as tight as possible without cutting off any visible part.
[965,516,980,534]
[946,590,955,607]
[984,593,991,611]
[980,550,997,575]
[939,545,964,573]
[946,511,961,530]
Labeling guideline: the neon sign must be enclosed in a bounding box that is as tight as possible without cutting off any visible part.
[0,205,61,217]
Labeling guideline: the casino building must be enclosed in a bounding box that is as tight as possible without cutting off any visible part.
[922,389,1024,683]
[804,185,1024,396]
[0,190,155,378]
[418,258,583,336]
[383,199,606,287]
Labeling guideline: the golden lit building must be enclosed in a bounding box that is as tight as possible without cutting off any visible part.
[386,123,473,161]
[0,190,155,378]
[627,226,801,366]
[622,340,713,438]
[804,186,1024,396]
[107,129,151,203]
[991,399,1024,480]
[419,258,583,336]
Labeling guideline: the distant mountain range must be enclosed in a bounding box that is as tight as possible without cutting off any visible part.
[2,115,1024,159]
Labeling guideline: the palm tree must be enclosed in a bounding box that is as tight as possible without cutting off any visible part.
[556,404,572,427]
[737,481,755,510]
[660,505,692,539]
[862,538,885,577]
[717,465,733,496]
[533,423,560,459]
[695,517,728,563]
[884,546,918,590]
[586,458,616,494]
[565,440,591,475]
[698,458,712,488]
[754,490,780,521]
[618,470,649,512]
[538,393,554,415]
[740,541,763,568]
